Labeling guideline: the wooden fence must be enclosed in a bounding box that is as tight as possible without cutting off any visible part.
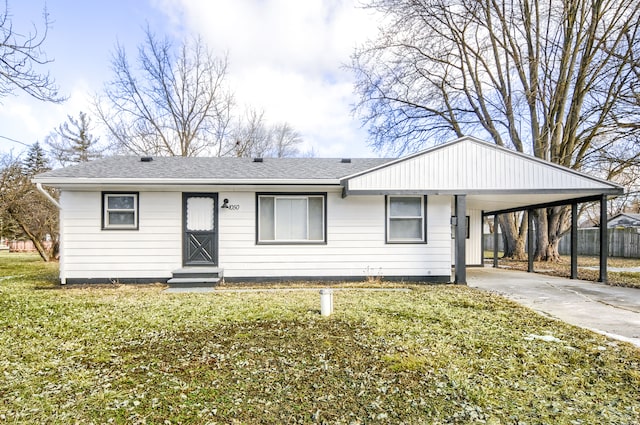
[558,228,640,258]
[484,228,640,258]
[4,240,53,253]
[483,234,505,253]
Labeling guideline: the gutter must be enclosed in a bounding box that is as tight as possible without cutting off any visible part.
[36,182,61,209]
[32,177,342,186]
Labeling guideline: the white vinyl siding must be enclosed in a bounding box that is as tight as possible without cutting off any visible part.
[387,196,425,242]
[60,191,182,282]
[450,208,483,267]
[58,189,453,283]
[257,194,325,243]
[346,137,614,192]
[218,192,452,279]
[103,193,138,229]
[466,209,483,266]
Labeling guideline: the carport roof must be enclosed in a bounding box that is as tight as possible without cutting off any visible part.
[341,136,624,212]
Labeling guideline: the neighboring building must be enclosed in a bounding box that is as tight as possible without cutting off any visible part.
[33,137,623,285]
[607,213,640,228]
[577,212,640,229]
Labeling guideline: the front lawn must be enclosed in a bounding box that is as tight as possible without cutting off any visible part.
[1,253,639,424]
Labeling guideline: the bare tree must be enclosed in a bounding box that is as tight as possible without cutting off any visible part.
[0,1,63,103]
[0,147,58,261]
[46,111,104,166]
[228,108,303,158]
[94,28,234,157]
[229,108,271,157]
[268,122,303,158]
[352,0,640,260]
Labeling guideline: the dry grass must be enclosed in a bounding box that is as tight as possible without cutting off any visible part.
[1,253,639,424]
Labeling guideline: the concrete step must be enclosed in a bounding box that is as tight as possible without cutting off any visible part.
[167,277,220,286]
[172,267,223,279]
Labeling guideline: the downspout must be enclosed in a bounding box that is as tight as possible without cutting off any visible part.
[35,182,64,284]
[36,183,61,209]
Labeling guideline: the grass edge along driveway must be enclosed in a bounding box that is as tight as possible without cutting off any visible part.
[1,253,639,424]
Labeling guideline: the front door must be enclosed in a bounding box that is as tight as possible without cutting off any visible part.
[183,193,218,266]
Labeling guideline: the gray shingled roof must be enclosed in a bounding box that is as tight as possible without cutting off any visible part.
[34,156,392,182]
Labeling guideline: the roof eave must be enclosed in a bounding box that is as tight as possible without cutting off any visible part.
[342,187,624,196]
[32,177,343,187]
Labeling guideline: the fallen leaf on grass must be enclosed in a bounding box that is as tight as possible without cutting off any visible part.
[525,334,562,343]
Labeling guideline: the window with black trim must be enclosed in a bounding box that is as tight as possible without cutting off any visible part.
[102,193,139,230]
[386,196,426,243]
[257,194,326,243]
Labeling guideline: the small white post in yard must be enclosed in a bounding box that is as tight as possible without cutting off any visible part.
[320,289,334,316]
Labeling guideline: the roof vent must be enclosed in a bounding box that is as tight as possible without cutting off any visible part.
[341,158,351,163]
[140,156,153,162]
[253,157,263,163]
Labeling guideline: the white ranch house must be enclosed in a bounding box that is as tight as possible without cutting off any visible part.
[33,137,623,285]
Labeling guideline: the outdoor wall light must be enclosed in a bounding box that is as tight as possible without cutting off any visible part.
[221,198,230,209]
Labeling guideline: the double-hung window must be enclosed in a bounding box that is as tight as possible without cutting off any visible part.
[257,194,326,243]
[102,192,139,230]
[386,196,426,243]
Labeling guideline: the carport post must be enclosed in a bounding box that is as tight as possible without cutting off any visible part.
[454,195,467,284]
[527,210,534,273]
[493,214,499,268]
[570,203,578,279]
[480,211,485,267]
[599,195,608,283]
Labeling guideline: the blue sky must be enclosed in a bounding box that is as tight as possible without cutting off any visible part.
[0,0,381,159]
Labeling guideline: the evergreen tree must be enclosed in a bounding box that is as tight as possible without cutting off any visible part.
[22,142,50,175]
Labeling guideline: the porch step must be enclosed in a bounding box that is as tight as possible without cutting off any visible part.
[171,267,223,278]
[168,267,223,287]
[167,277,220,286]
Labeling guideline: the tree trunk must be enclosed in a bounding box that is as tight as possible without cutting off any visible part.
[8,207,51,262]
[534,206,570,261]
[51,240,60,260]
[499,213,527,260]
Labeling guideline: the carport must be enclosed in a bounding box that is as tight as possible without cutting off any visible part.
[342,137,624,284]
[449,146,623,284]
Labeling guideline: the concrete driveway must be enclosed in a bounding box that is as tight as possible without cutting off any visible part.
[467,267,640,348]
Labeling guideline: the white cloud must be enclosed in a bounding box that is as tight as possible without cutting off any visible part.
[164,0,375,72]
[0,0,383,158]
[231,68,367,156]
[154,0,382,157]
[0,80,96,154]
